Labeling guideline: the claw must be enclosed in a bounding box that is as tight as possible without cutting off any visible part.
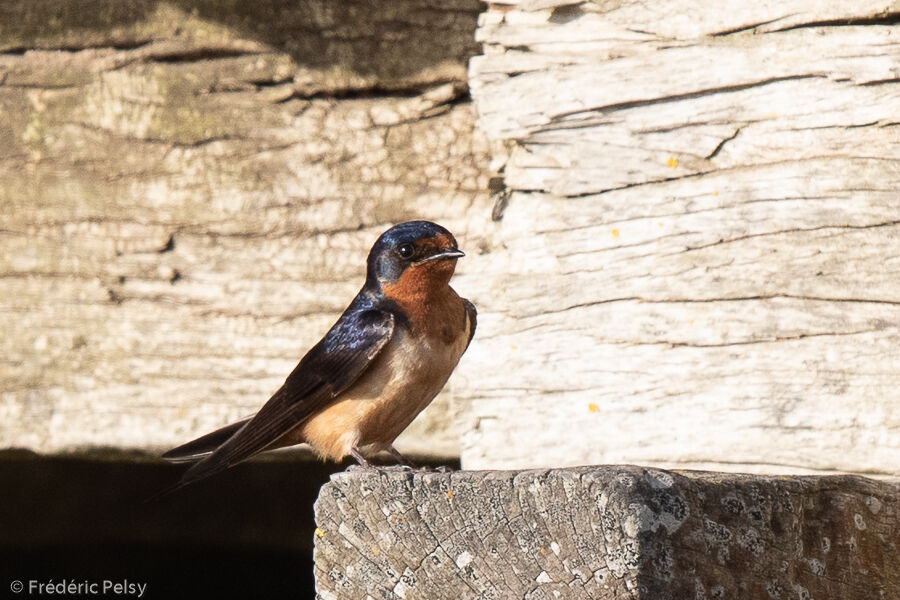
[350,446,374,468]
[378,464,414,472]
[415,464,454,473]
[385,444,416,468]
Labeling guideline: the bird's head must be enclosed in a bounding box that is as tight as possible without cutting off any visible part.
[366,221,464,296]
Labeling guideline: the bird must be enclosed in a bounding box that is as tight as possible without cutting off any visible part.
[157,220,476,495]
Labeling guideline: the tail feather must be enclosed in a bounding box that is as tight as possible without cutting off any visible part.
[144,479,190,503]
[145,456,227,503]
[161,418,251,463]
[146,418,253,502]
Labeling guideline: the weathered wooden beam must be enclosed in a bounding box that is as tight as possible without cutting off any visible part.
[4,0,898,481]
[0,0,491,460]
[314,466,899,599]
[461,0,900,475]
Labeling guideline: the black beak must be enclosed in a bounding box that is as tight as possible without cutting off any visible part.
[417,248,465,263]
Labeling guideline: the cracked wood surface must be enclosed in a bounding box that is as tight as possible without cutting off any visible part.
[314,466,899,599]
[462,0,900,475]
[0,0,493,459]
[2,0,899,479]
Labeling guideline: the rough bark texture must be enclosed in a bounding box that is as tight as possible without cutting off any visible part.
[0,0,492,459]
[314,466,899,599]
[461,0,900,475]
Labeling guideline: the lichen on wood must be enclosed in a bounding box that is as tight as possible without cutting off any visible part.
[314,466,900,599]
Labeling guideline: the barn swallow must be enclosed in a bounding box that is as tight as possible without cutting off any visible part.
[159,220,476,494]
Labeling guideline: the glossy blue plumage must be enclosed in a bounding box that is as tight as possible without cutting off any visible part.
[366,221,456,286]
[156,220,474,497]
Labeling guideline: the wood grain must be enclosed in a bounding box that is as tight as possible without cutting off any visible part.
[0,0,491,459]
[3,0,899,479]
[462,0,900,475]
[314,467,900,599]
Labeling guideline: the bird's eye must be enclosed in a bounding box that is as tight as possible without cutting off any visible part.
[397,243,415,259]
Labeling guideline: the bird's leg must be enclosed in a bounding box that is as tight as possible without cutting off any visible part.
[349,446,374,470]
[385,445,455,472]
[385,444,416,469]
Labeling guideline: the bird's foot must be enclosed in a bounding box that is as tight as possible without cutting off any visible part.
[416,464,455,473]
[375,464,414,472]
[385,444,417,469]
[346,464,372,472]
[349,446,376,470]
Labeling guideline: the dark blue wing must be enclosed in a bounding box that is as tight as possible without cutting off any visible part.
[175,306,395,486]
[463,298,477,350]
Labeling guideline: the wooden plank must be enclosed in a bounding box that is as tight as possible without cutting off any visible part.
[3,0,899,478]
[0,0,491,459]
[314,467,900,599]
[463,0,900,474]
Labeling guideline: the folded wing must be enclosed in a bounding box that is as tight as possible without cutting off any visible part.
[171,307,395,489]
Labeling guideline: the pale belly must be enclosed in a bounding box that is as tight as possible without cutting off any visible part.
[298,323,470,461]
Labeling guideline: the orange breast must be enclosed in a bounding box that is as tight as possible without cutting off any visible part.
[382,261,462,334]
[298,287,471,462]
